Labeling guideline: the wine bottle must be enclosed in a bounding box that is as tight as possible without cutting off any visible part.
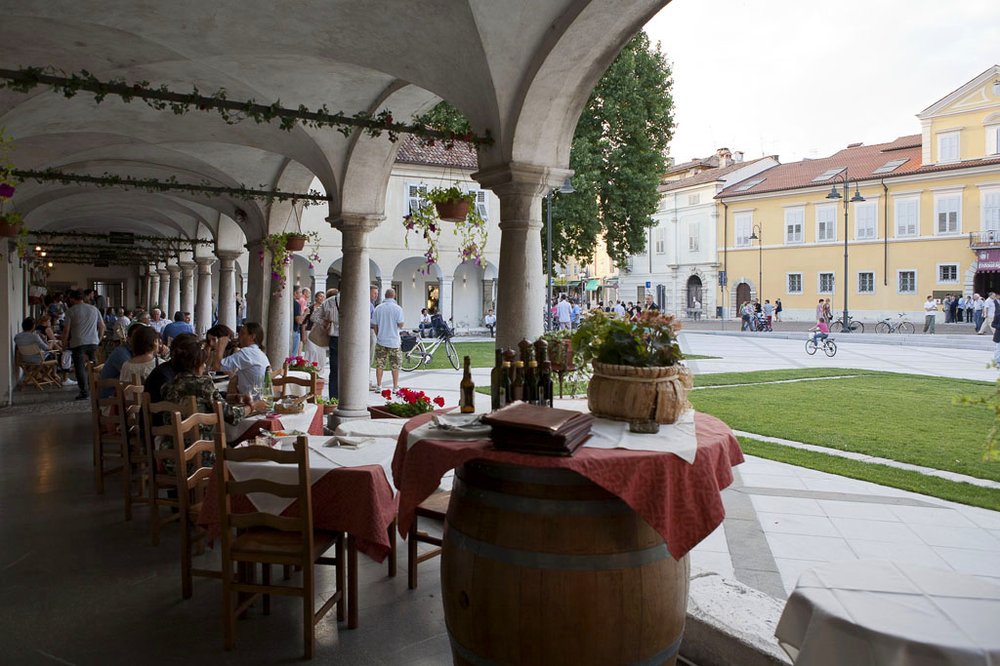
[500,361,512,406]
[512,360,525,402]
[460,355,475,413]
[502,348,517,387]
[490,348,503,411]
[526,359,539,404]
[539,360,554,407]
[262,365,274,407]
[518,338,532,366]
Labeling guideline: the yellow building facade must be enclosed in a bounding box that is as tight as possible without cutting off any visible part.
[717,65,1000,323]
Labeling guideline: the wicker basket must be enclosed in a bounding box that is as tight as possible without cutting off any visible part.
[587,362,692,424]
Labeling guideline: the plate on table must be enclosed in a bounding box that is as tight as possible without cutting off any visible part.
[431,413,492,436]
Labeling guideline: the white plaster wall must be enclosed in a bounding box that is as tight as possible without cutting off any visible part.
[1,254,25,406]
[46,264,140,309]
[452,262,485,328]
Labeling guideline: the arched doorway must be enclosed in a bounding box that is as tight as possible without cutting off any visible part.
[736,282,751,309]
[686,275,703,308]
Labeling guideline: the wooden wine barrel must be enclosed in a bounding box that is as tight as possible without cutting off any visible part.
[442,460,689,666]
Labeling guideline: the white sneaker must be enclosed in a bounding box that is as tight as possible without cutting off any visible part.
[63,377,77,385]
[369,383,380,392]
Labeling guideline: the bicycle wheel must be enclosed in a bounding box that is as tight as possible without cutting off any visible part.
[401,347,425,371]
[824,340,838,357]
[874,321,890,334]
[849,320,864,334]
[829,320,844,333]
[805,339,818,355]
[897,322,915,334]
[444,339,460,370]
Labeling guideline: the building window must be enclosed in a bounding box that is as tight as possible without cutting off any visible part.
[983,188,1000,234]
[688,223,699,252]
[858,272,874,294]
[816,204,837,242]
[894,196,919,237]
[818,272,835,294]
[687,193,700,206]
[938,264,959,283]
[937,131,960,163]
[787,273,802,294]
[470,188,489,220]
[785,207,804,244]
[855,201,877,240]
[985,124,1000,156]
[934,193,961,235]
[734,212,752,247]
[406,182,428,215]
[654,226,666,254]
[898,270,917,294]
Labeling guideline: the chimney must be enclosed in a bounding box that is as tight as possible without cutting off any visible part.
[733,151,744,163]
[716,147,732,168]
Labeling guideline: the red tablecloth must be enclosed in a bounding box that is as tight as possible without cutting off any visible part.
[199,462,398,562]
[392,411,743,558]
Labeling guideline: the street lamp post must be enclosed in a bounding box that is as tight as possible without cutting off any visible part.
[749,224,763,304]
[545,177,576,331]
[826,173,865,332]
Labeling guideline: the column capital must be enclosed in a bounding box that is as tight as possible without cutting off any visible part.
[472,161,573,198]
[179,260,196,272]
[156,266,170,276]
[328,213,382,234]
[194,256,216,269]
[216,250,242,263]
[166,264,182,276]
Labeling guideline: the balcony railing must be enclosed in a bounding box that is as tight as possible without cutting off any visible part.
[969,231,1000,248]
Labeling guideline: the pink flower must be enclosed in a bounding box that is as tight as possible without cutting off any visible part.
[433,396,445,407]
[0,184,14,199]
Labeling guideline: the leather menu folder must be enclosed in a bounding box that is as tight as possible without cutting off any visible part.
[482,402,592,456]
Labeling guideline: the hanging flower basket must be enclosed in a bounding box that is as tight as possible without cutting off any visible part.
[285,234,307,251]
[0,220,18,237]
[434,198,470,222]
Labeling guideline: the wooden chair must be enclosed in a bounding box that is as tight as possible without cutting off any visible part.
[272,368,317,403]
[143,395,221,598]
[215,435,346,658]
[407,491,451,589]
[121,384,150,521]
[88,362,105,468]
[91,378,127,494]
[14,345,61,390]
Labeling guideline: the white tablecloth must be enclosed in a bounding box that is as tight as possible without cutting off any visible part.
[775,560,1000,666]
[225,403,319,442]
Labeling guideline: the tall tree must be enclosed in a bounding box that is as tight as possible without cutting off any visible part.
[548,32,674,267]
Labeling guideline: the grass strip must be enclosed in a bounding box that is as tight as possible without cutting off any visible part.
[694,367,876,387]
[739,437,1000,512]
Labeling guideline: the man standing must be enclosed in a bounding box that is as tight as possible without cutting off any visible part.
[923,295,938,334]
[291,296,303,357]
[984,292,998,335]
[369,286,379,391]
[973,293,985,331]
[316,288,340,400]
[645,293,660,311]
[556,294,572,330]
[62,289,105,400]
[372,288,404,392]
[762,299,774,328]
[613,300,626,318]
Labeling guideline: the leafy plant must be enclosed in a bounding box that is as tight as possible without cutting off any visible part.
[259,231,320,294]
[380,387,445,417]
[284,355,319,375]
[403,184,487,272]
[572,309,683,367]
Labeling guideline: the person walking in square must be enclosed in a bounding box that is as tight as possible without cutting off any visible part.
[372,288,404,392]
[556,294,572,330]
[923,295,938,334]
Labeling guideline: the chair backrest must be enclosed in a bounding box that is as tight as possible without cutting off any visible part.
[272,373,317,403]
[146,396,220,513]
[93,378,128,437]
[122,383,145,445]
[215,435,314,561]
[15,343,45,365]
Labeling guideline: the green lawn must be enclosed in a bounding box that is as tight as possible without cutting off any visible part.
[398,341,497,371]
[689,370,999,483]
[694,367,873,387]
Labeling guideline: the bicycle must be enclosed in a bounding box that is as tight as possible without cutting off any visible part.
[829,313,864,334]
[805,335,838,357]
[400,330,460,371]
[874,312,916,334]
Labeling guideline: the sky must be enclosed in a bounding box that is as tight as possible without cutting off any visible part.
[643,0,1000,164]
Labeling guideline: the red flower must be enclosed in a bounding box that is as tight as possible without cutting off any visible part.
[433,396,445,407]
[381,389,392,399]
[311,362,318,367]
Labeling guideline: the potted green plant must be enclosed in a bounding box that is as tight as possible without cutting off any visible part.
[285,233,308,251]
[572,309,691,430]
[426,184,473,221]
[315,396,338,415]
[0,131,22,239]
[259,231,319,294]
[370,388,446,419]
[402,184,487,272]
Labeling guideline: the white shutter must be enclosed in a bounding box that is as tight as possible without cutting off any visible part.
[407,183,428,215]
[983,191,1000,232]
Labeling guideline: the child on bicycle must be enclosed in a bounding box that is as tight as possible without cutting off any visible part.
[809,317,830,344]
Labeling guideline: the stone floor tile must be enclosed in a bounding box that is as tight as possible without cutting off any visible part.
[773,558,828,595]
[756,512,840,537]
[690,550,735,579]
[956,506,1000,530]
[909,523,1000,551]
[846,539,953,569]
[817,499,899,521]
[738,473,808,491]
[750,494,825,517]
[931,546,1000,577]
[763,533,856,562]
[888,504,977,527]
[830,517,924,544]
[692,524,729,553]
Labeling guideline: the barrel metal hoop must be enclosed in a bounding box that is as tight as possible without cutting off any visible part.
[446,526,671,570]
[447,624,684,666]
[455,482,632,516]
[459,461,591,486]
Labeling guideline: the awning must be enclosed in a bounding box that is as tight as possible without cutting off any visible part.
[977,249,1000,273]
[586,279,600,291]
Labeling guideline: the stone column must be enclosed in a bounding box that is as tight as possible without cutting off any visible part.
[166,264,182,318]
[246,242,266,324]
[266,280,291,369]
[216,251,240,332]
[312,272,327,298]
[146,267,158,309]
[472,162,572,348]
[195,257,215,336]
[330,214,381,423]
[179,260,196,317]
[156,266,170,313]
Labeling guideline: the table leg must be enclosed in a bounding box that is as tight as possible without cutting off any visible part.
[387,519,397,578]
[348,534,358,629]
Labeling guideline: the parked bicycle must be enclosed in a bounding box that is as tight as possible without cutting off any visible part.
[748,313,772,332]
[805,335,838,357]
[874,312,915,334]
[829,312,864,334]
[400,316,460,371]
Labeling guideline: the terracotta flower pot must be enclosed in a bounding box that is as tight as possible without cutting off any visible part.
[322,404,337,415]
[285,234,307,251]
[368,405,408,419]
[0,221,19,238]
[434,199,470,222]
[587,361,693,425]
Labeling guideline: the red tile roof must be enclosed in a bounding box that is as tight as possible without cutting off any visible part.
[395,134,478,169]
[660,156,777,193]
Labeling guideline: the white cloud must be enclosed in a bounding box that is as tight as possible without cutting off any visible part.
[644,0,1000,162]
